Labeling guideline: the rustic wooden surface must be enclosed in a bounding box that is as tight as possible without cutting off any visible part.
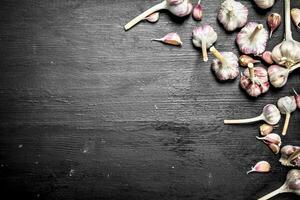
[0,0,299,199]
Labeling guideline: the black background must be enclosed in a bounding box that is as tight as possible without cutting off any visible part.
[0,0,300,199]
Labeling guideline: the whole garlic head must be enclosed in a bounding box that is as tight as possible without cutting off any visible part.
[217,0,248,31]
[254,0,275,9]
[237,22,268,55]
[167,0,193,17]
[272,40,300,69]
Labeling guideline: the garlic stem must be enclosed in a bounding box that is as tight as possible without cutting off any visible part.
[224,115,263,124]
[202,40,208,62]
[289,62,300,73]
[282,113,290,136]
[248,63,255,83]
[257,185,286,200]
[250,24,263,41]
[287,149,300,164]
[284,0,292,40]
[124,1,167,31]
[210,46,226,66]
[198,0,202,4]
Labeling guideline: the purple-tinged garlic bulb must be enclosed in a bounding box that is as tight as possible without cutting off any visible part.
[267,13,281,38]
[247,161,271,174]
[277,96,297,135]
[268,64,300,88]
[192,24,218,62]
[210,46,239,81]
[239,55,260,67]
[293,89,300,109]
[152,32,182,46]
[237,23,268,55]
[260,124,274,136]
[280,145,300,167]
[192,0,203,21]
[291,8,300,29]
[124,0,192,31]
[217,0,248,32]
[258,169,300,200]
[224,104,281,125]
[260,51,274,65]
[240,63,269,97]
[145,12,160,23]
[256,133,282,154]
[254,0,275,9]
[272,0,300,68]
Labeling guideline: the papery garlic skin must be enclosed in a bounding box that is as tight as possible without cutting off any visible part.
[237,23,268,55]
[168,0,193,17]
[260,124,274,136]
[280,145,300,167]
[152,32,183,46]
[254,0,275,9]
[217,0,248,31]
[145,12,160,23]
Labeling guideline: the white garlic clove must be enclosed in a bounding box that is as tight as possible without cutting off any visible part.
[217,0,248,32]
[291,8,300,29]
[254,0,275,9]
[237,23,268,56]
[267,13,281,38]
[267,65,289,88]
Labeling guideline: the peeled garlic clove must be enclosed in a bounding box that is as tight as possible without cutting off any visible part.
[293,89,300,109]
[152,32,182,46]
[247,161,271,174]
[145,12,160,23]
[192,0,203,21]
[260,51,274,65]
[237,22,268,55]
[217,0,248,32]
[210,46,239,81]
[254,0,275,9]
[260,124,274,136]
[268,143,281,154]
[291,8,300,29]
[239,55,260,67]
[192,24,218,62]
[277,96,297,135]
[256,133,282,146]
[267,13,281,38]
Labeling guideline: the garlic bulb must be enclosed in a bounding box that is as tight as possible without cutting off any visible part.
[254,0,275,9]
[192,24,218,62]
[277,96,297,135]
[240,63,269,97]
[217,0,248,31]
[210,46,239,81]
[291,8,300,29]
[237,22,268,55]
[272,0,300,69]
[280,145,300,167]
[268,64,300,88]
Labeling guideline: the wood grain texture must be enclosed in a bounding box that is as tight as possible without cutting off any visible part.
[0,0,299,199]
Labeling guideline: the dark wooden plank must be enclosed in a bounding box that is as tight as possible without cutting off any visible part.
[0,0,299,199]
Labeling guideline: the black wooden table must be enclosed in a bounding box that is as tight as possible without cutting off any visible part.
[0,0,299,199]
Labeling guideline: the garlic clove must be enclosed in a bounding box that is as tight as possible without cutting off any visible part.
[267,13,281,38]
[247,161,271,174]
[260,124,274,136]
[152,32,182,46]
[210,46,239,81]
[260,51,274,65]
[291,8,300,29]
[256,133,282,146]
[145,12,160,23]
[237,22,268,55]
[254,0,275,9]
[192,24,218,62]
[268,143,281,154]
[267,65,289,88]
[217,0,248,32]
[192,0,203,21]
[239,55,260,67]
[293,88,300,109]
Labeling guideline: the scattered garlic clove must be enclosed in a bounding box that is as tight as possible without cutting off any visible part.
[272,0,300,69]
[145,12,160,23]
[277,96,297,135]
[291,8,300,29]
[240,63,269,97]
[268,63,300,88]
[293,88,300,109]
[267,13,281,38]
[224,104,281,125]
[247,161,271,174]
[239,55,260,67]
[192,0,203,21]
[256,133,282,146]
[260,124,274,136]
[124,0,192,31]
[237,22,268,56]
[260,51,274,65]
[268,143,281,154]
[192,24,218,62]
[280,145,300,167]
[217,0,248,32]
[152,32,182,46]
[210,46,239,81]
[254,0,275,9]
